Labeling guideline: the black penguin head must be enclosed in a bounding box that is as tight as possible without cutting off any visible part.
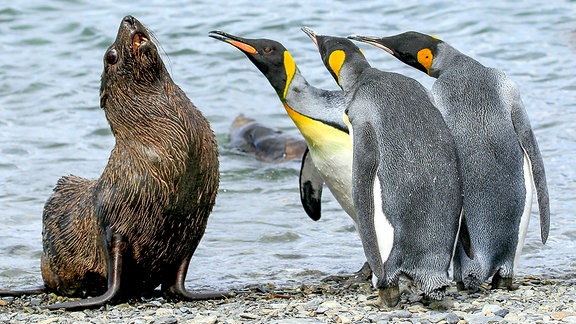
[301,26,368,87]
[348,31,442,75]
[209,30,295,100]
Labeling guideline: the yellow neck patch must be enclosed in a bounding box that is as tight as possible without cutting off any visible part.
[283,102,351,150]
[328,50,346,85]
[283,51,296,99]
[417,48,433,75]
[342,112,352,133]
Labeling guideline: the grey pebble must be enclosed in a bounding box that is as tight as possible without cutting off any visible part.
[29,298,42,306]
[391,310,413,319]
[426,313,447,323]
[467,315,506,324]
[494,309,509,317]
[305,298,321,309]
[369,313,391,322]
[239,313,259,320]
[445,312,461,324]
[272,319,321,324]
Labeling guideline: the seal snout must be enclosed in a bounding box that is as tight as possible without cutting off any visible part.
[120,16,149,55]
[132,32,149,54]
[123,15,136,27]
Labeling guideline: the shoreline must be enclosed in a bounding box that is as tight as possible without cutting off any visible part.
[1,275,575,323]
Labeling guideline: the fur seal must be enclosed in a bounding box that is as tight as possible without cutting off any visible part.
[228,114,306,162]
[0,16,225,310]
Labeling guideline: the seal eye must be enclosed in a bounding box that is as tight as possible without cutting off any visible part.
[105,49,119,65]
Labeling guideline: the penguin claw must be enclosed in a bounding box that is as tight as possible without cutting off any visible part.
[491,273,518,291]
[377,285,400,308]
[320,262,372,285]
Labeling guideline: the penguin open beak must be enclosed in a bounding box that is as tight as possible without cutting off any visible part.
[208,30,258,54]
[348,34,394,55]
[301,26,319,49]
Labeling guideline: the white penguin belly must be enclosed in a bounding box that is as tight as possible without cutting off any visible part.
[309,147,356,223]
[514,150,534,269]
[373,175,395,264]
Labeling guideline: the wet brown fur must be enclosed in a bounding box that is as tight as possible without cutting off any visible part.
[40,16,219,298]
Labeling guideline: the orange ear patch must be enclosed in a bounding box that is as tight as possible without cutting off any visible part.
[417,48,433,74]
[328,50,346,85]
[283,51,296,99]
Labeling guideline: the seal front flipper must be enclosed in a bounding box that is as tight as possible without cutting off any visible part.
[162,256,234,300]
[299,148,323,221]
[46,233,125,310]
[510,96,550,244]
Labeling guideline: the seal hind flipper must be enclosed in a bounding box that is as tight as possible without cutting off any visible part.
[510,96,550,244]
[46,233,125,310]
[0,287,46,296]
[162,256,233,300]
[299,148,323,221]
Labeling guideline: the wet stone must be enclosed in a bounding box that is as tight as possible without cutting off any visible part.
[391,310,413,319]
[445,312,461,324]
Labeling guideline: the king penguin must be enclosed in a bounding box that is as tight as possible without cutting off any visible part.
[208,30,371,281]
[348,31,550,291]
[302,27,465,307]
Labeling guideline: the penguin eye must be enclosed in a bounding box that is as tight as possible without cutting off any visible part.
[263,47,273,54]
[105,49,119,65]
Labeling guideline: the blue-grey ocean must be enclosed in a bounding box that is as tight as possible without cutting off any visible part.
[0,1,574,292]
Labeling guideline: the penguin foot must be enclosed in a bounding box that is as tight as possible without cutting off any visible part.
[462,274,482,292]
[424,285,448,301]
[456,281,466,291]
[321,262,372,285]
[491,273,518,291]
[378,285,400,307]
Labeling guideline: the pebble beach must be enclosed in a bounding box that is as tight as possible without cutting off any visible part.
[1,275,575,323]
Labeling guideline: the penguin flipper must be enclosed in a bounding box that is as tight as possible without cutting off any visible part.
[351,121,387,282]
[299,148,323,221]
[510,96,550,244]
[458,210,474,260]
